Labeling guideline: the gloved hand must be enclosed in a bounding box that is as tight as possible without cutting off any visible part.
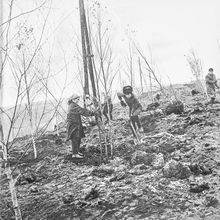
[120,100,127,107]
[130,115,135,120]
[92,109,101,117]
[132,109,142,116]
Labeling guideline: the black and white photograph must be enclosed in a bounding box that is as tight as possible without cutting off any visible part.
[0,0,220,219]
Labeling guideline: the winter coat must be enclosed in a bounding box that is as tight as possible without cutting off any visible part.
[205,73,218,98]
[117,93,142,116]
[206,73,217,85]
[66,102,94,140]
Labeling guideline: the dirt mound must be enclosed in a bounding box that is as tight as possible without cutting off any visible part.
[165,100,184,115]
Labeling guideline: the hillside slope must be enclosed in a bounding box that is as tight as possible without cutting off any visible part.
[1,85,220,220]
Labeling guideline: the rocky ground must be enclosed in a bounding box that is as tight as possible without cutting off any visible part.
[1,85,220,220]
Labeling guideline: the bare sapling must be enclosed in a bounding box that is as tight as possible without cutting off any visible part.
[79,0,109,159]
[185,49,208,99]
[134,44,167,99]
[124,42,134,87]
[90,5,120,158]
[138,57,144,94]
[22,53,37,158]
[0,0,23,218]
[0,1,54,219]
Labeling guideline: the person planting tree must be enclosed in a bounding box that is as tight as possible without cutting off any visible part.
[66,94,98,158]
[117,86,144,141]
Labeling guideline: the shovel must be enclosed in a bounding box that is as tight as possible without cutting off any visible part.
[129,118,141,144]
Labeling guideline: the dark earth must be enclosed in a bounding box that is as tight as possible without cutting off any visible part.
[1,84,220,220]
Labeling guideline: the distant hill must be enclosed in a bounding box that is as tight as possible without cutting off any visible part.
[2,99,68,141]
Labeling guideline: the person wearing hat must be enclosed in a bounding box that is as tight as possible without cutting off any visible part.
[117,86,144,136]
[66,94,97,158]
[205,68,219,104]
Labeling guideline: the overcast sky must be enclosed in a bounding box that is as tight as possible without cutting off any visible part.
[103,0,220,80]
[2,0,220,107]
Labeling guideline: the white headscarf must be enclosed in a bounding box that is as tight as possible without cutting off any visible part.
[68,94,80,103]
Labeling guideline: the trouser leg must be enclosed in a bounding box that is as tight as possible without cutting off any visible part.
[132,116,142,129]
[78,138,81,152]
[110,106,113,120]
[130,116,143,137]
[71,136,81,154]
[211,97,215,104]
[110,112,113,120]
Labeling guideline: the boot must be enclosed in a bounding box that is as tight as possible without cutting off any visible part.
[138,127,144,133]
[72,153,83,159]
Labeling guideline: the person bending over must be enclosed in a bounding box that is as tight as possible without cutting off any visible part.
[117,86,144,136]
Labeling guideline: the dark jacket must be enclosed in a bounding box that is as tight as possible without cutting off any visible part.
[66,102,94,140]
[205,73,218,87]
[117,93,142,116]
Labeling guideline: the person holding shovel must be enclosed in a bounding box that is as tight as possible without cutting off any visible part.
[66,94,98,158]
[117,86,144,140]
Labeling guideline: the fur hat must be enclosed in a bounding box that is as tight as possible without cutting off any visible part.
[123,85,133,95]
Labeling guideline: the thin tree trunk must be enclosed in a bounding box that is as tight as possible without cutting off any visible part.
[97,17,108,96]
[86,7,101,102]
[129,43,133,87]
[138,57,143,93]
[79,0,89,97]
[5,165,22,220]
[119,70,122,88]
[55,111,59,136]
[149,71,153,102]
[0,0,5,176]
[81,0,97,99]
[0,3,22,218]
[23,54,37,159]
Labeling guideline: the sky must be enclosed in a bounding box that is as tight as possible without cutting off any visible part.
[2,0,220,107]
[102,0,220,79]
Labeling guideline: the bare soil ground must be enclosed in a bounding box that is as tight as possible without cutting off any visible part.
[1,85,220,220]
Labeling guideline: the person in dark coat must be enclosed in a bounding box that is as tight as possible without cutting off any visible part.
[205,68,219,104]
[102,95,113,123]
[66,94,96,158]
[154,93,161,102]
[117,86,144,136]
